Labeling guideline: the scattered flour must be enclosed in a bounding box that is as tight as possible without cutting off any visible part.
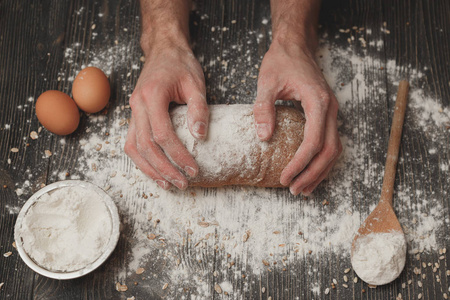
[351,231,407,285]
[7,22,449,298]
[219,281,233,294]
[171,104,268,182]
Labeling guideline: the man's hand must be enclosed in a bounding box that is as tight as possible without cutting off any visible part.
[254,0,342,196]
[125,0,209,190]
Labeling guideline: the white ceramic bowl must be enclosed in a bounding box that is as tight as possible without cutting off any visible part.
[14,180,120,280]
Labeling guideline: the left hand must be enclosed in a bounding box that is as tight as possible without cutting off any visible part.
[125,39,208,191]
[254,42,342,196]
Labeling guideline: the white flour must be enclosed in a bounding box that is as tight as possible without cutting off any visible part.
[6,21,449,298]
[171,104,267,182]
[17,186,112,272]
[171,105,303,186]
[351,231,407,285]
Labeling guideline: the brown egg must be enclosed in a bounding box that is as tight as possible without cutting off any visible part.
[72,67,110,113]
[36,91,80,135]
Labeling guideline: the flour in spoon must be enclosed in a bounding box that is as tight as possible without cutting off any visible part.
[351,231,407,285]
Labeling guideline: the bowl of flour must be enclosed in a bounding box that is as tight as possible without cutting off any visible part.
[14,180,120,280]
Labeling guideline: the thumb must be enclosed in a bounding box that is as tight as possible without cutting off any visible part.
[253,88,277,141]
[185,90,209,140]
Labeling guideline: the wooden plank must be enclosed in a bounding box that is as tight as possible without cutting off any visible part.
[0,0,448,299]
[0,0,71,299]
[381,1,449,300]
[29,0,143,299]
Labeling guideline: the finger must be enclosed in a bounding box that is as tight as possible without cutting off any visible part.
[301,154,340,196]
[288,154,332,195]
[125,117,172,190]
[288,103,340,194]
[133,104,189,189]
[185,90,209,140]
[253,86,277,141]
[146,93,199,179]
[289,146,339,196]
[280,95,330,186]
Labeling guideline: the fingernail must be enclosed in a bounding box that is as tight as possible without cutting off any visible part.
[184,166,197,177]
[173,180,187,190]
[156,180,170,190]
[289,186,299,196]
[256,123,270,140]
[302,190,312,197]
[193,122,206,139]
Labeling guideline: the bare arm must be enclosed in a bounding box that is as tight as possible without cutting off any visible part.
[270,0,320,52]
[125,0,209,190]
[254,0,342,196]
[139,0,191,54]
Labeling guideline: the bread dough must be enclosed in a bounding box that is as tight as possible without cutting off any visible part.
[170,104,305,187]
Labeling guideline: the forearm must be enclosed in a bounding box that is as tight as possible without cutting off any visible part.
[139,0,192,55]
[270,0,320,54]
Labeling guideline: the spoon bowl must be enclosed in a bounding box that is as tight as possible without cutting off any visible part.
[351,200,403,256]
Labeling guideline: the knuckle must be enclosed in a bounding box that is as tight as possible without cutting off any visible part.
[322,145,339,160]
[189,100,208,115]
[199,103,209,115]
[310,139,324,154]
[301,168,318,182]
[255,100,272,108]
[124,141,134,156]
[140,81,161,102]
[254,100,274,115]
[129,94,139,110]
[152,130,169,145]
[135,140,149,155]
[181,73,201,89]
[303,91,331,112]
[179,73,191,85]
[134,133,153,153]
[318,92,331,107]
[140,84,154,100]
[257,73,276,90]
[196,107,209,121]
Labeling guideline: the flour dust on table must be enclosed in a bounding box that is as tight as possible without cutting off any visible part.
[8,27,449,298]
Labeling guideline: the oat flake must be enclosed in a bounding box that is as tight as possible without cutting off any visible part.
[116,282,128,292]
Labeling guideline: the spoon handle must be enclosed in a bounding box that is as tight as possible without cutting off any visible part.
[380,80,409,206]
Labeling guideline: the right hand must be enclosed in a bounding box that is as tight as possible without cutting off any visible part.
[125,40,209,190]
[253,41,342,196]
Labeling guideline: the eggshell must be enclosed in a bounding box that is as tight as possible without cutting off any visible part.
[36,91,80,135]
[72,67,110,113]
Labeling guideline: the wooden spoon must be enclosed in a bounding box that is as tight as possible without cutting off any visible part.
[351,80,409,257]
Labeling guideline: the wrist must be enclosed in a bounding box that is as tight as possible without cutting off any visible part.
[269,0,320,56]
[140,25,191,56]
[270,32,317,60]
[271,24,318,56]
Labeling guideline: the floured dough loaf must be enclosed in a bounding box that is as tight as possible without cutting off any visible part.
[170,104,305,187]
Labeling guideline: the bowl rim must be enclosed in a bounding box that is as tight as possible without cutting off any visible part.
[14,180,121,280]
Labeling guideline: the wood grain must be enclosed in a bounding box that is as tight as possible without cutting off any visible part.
[0,0,448,299]
[380,80,409,206]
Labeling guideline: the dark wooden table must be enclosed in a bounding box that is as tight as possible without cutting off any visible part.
[1,0,449,299]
